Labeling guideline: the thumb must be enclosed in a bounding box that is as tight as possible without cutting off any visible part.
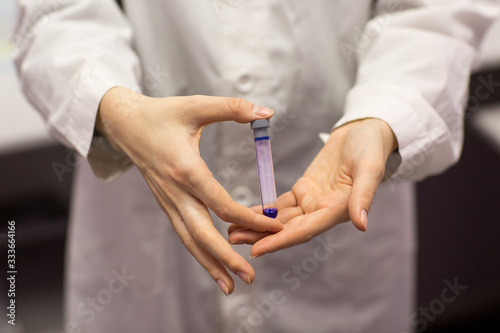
[189,96,274,125]
[347,163,385,232]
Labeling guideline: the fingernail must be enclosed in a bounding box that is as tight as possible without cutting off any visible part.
[360,209,368,231]
[237,271,251,285]
[253,105,273,117]
[230,239,243,245]
[249,254,261,259]
[216,279,229,296]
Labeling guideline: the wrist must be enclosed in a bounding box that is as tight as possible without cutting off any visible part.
[96,86,127,135]
[333,118,398,157]
[375,119,398,156]
[95,86,142,151]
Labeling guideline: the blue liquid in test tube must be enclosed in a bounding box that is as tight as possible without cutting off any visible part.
[251,119,278,218]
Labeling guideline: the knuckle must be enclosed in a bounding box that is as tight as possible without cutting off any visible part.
[190,227,209,246]
[363,188,377,202]
[170,167,189,185]
[178,234,196,254]
[216,205,232,222]
[291,180,306,198]
[205,265,221,280]
[169,160,196,185]
[188,95,204,104]
[353,188,376,206]
[220,255,239,271]
[350,175,377,209]
[226,97,247,114]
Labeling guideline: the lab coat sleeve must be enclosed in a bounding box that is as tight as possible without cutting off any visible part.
[13,0,142,180]
[334,0,499,182]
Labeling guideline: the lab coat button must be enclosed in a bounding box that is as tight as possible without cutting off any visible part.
[235,74,255,93]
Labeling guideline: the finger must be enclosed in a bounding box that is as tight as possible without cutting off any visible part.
[171,214,237,295]
[145,177,237,295]
[177,195,256,285]
[249,203,302,225]
[169,153,283,233]
[191,176,283,233]
[227,223,247,235]
[348,159,385,232]
[248,191,299,220]
[227,205,302,242]
[182,95,274,125]
[250,207,344,258]
[250,205,261,213]
[276,191,298,209]
[276,206,304,224]
[228,228,271,245]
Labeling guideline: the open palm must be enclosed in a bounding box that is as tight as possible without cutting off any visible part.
[228,118,398,258]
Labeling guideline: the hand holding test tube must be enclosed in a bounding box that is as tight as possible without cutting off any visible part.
[251,119,278,218]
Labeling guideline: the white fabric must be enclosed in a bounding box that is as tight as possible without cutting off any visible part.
[13,0,498,332]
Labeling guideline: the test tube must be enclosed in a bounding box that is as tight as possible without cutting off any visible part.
[251,119,278,218]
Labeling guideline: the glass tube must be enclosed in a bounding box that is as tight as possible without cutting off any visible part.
[254,136,278,218]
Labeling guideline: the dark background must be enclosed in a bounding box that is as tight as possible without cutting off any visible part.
[0,69,499,332]
[416,68,500,333]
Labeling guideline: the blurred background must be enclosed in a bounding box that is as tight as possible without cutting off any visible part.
[0,1,499,332]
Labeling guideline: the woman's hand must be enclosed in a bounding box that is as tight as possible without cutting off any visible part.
[96,87,283,295]
[228,118,397,258]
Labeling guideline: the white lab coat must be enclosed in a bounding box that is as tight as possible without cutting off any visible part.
[13,0,498,332]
